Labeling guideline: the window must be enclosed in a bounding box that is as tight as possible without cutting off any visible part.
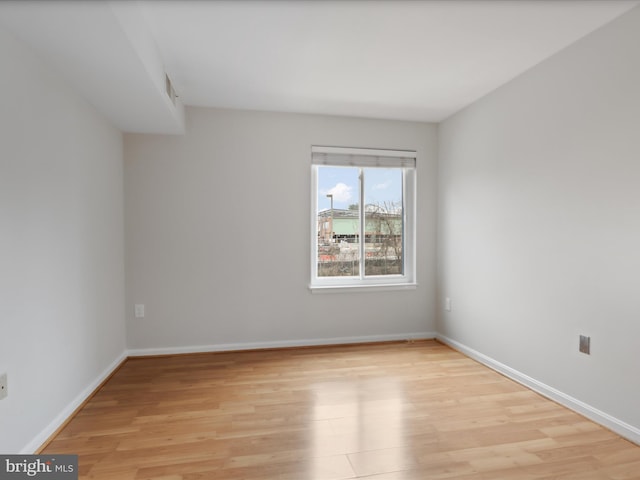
[310,146,416,291]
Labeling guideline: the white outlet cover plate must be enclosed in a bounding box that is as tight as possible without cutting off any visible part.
[0,373,7,400]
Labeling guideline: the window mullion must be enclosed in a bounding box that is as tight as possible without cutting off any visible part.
[359,168,365,279]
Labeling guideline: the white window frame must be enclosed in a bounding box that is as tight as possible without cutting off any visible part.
[310,146,417,293]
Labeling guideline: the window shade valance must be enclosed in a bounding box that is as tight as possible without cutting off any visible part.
[311,146,416,168]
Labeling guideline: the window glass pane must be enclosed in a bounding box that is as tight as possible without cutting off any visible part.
[317,166,360,277]
[363,168,403,276]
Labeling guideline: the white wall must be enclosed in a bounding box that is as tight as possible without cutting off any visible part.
[0,28,126,452]
[125,108,437,351]
[438,6,640,433]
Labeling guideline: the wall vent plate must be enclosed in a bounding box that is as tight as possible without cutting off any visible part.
[579,335,591,355]
[165,74,177,106]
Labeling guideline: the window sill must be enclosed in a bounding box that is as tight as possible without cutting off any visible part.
[309,283,417,294]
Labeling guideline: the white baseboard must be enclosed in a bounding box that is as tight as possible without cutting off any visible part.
[127,331,436,357]
[436,334,640,446]
[20,351,128,454]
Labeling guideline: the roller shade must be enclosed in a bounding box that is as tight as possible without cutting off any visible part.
[312,146,416,168]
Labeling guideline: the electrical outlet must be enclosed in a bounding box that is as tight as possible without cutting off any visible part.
[445,297,451,312]
[0,373,7,400]
[134,304,145,319]
[579,335,591,355]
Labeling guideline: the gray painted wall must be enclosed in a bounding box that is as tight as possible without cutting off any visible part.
[125,108,437,351]
[0,28,126,452]
[438,6,640,430]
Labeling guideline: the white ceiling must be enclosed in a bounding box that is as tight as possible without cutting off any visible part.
[1,1,638,133]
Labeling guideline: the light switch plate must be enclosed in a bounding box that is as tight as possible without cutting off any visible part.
[134,304,145,318]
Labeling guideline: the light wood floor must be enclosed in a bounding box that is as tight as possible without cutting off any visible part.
[42,340,640,479]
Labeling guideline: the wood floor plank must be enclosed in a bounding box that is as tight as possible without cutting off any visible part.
[40,340,640,479]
